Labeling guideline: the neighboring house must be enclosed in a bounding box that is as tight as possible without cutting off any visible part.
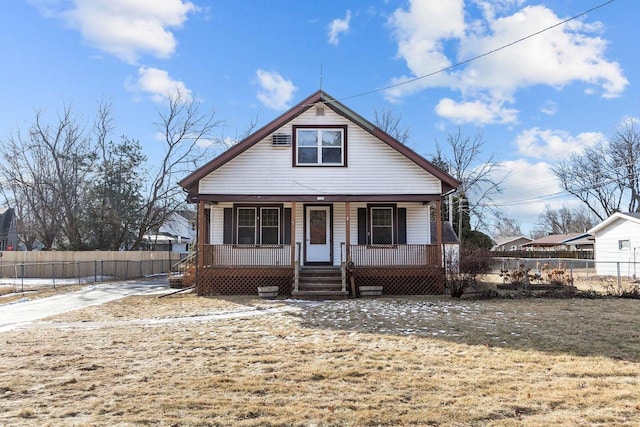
[588,212,640,277]
[178,90,460,297]
[0,208,17,251]
[491,236,533,251]
[522,233,589,251]
[143,212,195,253]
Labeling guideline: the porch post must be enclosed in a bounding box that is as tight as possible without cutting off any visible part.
[343,202,350,293]
[291,202,299,293]
[198,200,205,270]
[345,202,351,261]
[435,199,443,268]
[290,201,296,265]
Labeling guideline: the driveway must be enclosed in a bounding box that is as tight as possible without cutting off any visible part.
[0,276,171,333]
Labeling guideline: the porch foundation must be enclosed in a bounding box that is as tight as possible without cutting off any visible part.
[196,266,294,296]
[352,266,446,295]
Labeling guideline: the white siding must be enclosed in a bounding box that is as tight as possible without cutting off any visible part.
[593,218,640,277]
[199,105,442,195]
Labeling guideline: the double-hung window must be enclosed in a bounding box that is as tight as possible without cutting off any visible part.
[370,207,394,245]
[236,207,281,245]
[294,126,346,166]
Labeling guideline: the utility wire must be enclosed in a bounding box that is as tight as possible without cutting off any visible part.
[332,0,616,103]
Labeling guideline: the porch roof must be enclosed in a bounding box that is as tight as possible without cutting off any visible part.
[197,193,444,203]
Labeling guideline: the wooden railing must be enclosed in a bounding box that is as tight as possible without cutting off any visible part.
[349,244,440,266]
[202,244,292,266]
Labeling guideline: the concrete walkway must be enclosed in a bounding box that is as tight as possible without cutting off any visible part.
[0,276,171,333]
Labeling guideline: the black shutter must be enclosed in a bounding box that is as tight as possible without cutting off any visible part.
[223,208,233,244]
[204,208,211,244]
[397,208,407,244]
[283,208,291,244]
[358,208,368,244]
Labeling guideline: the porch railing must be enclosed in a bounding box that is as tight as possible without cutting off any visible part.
[349,244,440,266]
[202,244,293,266]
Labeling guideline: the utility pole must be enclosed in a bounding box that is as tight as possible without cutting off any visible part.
[458,198,466,242]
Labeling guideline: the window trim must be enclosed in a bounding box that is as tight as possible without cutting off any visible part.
[292,125,347,167]
[370,206,394,245]
[366,204,399,246]
[233,204,285,245]
[619,239,631,251]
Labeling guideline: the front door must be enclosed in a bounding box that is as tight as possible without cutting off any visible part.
[305,206,331,263]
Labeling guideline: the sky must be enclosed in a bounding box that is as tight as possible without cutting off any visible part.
[0,0,636,237]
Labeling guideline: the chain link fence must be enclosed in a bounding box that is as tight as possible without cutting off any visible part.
[0,258,175,293]
[491,257,640,294]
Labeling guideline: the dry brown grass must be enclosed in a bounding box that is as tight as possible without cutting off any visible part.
[1,293,639,426]
[0,283,86,305]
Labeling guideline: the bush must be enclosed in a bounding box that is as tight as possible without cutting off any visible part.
[446,244,492,298]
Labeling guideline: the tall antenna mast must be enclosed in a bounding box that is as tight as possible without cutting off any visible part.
[319,64,323,90]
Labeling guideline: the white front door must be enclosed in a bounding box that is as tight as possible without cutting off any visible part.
[305,206,331,263]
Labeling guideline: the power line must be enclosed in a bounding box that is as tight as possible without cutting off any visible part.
[333,0,616,103]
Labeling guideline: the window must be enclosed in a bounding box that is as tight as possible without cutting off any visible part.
[236,207,281,245]
[294,126,345,166]
[619,239,631,251]
[370,207,394,245]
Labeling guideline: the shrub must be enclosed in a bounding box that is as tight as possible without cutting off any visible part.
[446,243,492,298]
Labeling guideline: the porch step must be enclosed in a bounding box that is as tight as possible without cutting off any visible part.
[291,290,349,299]
[294,266,347,299]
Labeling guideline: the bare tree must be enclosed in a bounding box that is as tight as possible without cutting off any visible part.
[0,106,96,249]
[492,212,523,239]
[434,127,507,232]
[552,119,640,220]
[531,205,597,238]
[129,90,222,249]
[374,108,410,145]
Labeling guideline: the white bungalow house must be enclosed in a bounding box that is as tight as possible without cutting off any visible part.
[143,212,195,253]
[178,90,460,297]
[588,212,640,278]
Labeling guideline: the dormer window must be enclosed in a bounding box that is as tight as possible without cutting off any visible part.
[293,125,346,166]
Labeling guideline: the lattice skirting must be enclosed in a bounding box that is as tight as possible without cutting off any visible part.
[352,265,446,295]
[196,267,294,296]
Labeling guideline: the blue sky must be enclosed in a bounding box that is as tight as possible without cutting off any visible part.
[0,0,635,236]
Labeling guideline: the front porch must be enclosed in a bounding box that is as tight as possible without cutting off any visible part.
[195,243,445,296]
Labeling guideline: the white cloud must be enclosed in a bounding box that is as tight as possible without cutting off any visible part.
[489,159,566,234]
[540,100,557,116]
[255,70,297,110]
[39,0,197,63]
[128,67,192,103]
[387,1,628,124]
[514,128,603,160]
[435,97,518,124]
[328,10,352,46]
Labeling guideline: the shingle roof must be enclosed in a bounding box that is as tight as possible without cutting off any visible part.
[430,222,459,244]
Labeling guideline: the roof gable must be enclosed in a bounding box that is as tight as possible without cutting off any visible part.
[178,90,459,197]
[588,212,640,235]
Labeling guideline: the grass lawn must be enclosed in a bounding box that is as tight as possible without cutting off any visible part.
[1,292,639,426]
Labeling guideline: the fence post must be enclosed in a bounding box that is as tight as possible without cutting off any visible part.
[77,262,81,285]
[617,262,622,291]
[52,263,56,288]
[21,264,24,293]
[100,260,104,282]
[95,260,97,283]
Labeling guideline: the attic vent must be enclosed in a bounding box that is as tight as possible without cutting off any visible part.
[316,107,325,116]
[271,133,292,146]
